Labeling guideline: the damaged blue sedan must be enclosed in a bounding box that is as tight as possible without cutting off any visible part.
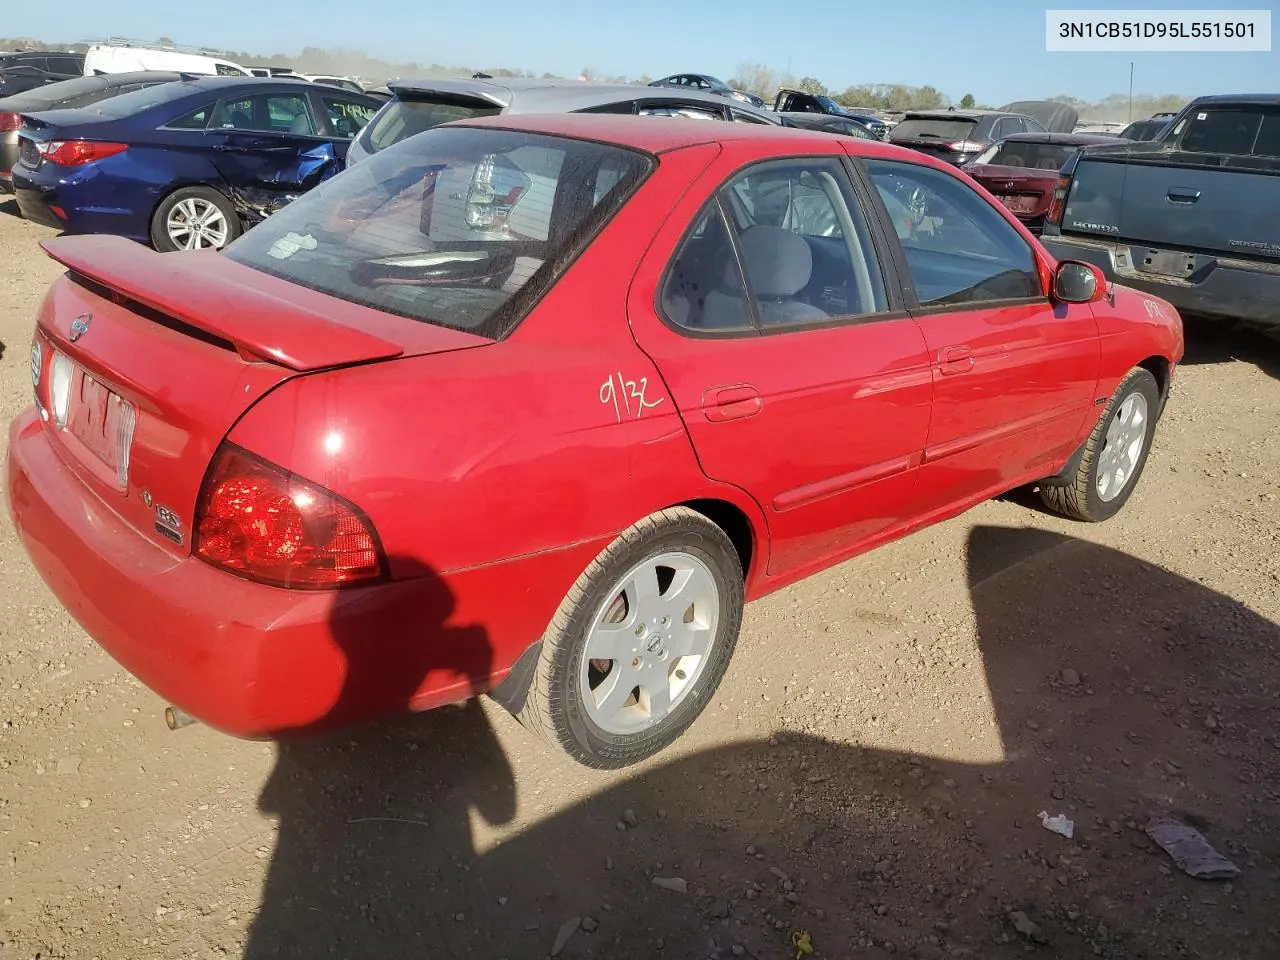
[11,75,378,251]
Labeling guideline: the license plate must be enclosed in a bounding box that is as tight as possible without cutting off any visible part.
[999,194,1038,215]
[68,369,135,486]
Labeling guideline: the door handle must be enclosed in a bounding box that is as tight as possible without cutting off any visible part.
[937,345,974,376]
[1167,187,1201,204]
[703,385,762,422]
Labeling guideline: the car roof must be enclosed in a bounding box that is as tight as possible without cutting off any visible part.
[385,76,769,115]
[451,111,910,156]
[902,109,1005,120]
[1184,94,1280,106]
[999,132,1124,145]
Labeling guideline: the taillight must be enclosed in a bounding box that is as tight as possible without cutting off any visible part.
[194,444,385,589]
[1047,176,1072,225]
[0,111,19,133]
[39,140,128,166]
[949,140,984,153]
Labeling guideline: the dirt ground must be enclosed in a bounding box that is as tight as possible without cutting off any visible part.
[1,198,1278,960]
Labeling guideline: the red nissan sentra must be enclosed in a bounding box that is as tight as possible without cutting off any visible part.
[6,113,1184,769]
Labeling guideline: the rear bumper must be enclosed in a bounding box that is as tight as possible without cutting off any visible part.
[6,408,583,738]
[12,181,66,229]
[11,168,152,242]
[1040,234,1280,330]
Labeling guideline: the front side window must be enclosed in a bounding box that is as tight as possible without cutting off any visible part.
[215,63,247,77]
[224,127,651,339]
[322,96,377,139]
[661,159,888,332]
[865,159,1040,307]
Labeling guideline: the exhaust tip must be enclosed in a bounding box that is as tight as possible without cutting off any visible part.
[164,706,198,731]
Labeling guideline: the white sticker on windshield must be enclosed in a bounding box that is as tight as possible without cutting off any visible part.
[1196,112,1207,120]
[267,232,317,260]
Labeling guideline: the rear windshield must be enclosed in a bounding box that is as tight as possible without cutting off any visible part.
[890,117,977,141]
[973,140,1077,171]
[1120,120,1168,141]
[1172,107,1280,156]
[224,126,652,339]
[364,96,504,154]
[74,80,191,119]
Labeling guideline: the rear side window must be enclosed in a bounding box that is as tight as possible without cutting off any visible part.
[1177,107,1280,156]
[364,97,503,154]
[166,103,213,129]
[223,127,651,338]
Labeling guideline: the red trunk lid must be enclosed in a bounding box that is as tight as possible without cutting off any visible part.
[32,235,490,556]
[966,164,1057,216]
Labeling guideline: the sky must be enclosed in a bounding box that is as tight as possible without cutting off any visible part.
[8,0,1276,104]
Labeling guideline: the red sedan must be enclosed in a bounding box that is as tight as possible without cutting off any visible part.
[963,132,1124,235]
[7,114,1183,769]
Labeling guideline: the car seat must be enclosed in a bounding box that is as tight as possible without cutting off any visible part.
[702,225,829,327]
[290,112,315,135]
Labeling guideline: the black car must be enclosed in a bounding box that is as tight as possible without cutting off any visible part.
[778,112,878,139]
[649,73,765,108]
[0,51,85,97]
[772,89,889,139]
[1,71,185,192]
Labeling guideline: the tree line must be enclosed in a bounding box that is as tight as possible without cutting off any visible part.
[2,38,1187,121]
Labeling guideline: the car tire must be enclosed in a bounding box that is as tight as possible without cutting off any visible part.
[517,507,744,770]
[150,186,241,252]
[1040,367,1161,522]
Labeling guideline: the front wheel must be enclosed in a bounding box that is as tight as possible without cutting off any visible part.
[517,508,744,769]
[1041,367,1161,522]
[150,186,241,252]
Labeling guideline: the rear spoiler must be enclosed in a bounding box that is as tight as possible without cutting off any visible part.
[41,234,404,372]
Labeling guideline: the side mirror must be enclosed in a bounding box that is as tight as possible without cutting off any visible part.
[1052,260,1106,304]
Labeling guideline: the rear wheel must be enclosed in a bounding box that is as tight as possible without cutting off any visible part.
[151,186,240,252]
[1040,367,1160,522]
[517,508,744,769]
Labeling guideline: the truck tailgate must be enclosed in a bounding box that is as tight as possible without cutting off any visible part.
[1061,153,1280,265]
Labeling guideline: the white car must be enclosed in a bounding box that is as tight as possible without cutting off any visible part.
[300,75,367,94]
[83,40,250,77]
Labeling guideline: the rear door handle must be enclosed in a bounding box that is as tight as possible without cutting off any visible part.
[703,385,762,422]
[937,345,974,376]
[1167,187,1201,204]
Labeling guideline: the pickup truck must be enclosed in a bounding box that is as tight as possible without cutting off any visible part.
[1039,94,1279,334]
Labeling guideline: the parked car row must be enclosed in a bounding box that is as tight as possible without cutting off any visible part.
[2,54,1274,345]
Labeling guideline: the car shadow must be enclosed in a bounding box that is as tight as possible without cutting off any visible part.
[0,197,20,219]
[243,531,1279,960]
[1178,316,1280,381]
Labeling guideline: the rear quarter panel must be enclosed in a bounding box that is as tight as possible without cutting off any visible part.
[227,139,766,585]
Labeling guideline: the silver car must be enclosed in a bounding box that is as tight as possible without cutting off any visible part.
[345,77,780,165]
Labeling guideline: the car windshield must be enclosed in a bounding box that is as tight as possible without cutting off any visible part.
[364,96,504,154]
[973,140,1076,170]
[890,117,977,140]
[223,126,652,339]
[76,80,192,119]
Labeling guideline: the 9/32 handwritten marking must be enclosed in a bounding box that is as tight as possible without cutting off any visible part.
[600,371,665,423]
